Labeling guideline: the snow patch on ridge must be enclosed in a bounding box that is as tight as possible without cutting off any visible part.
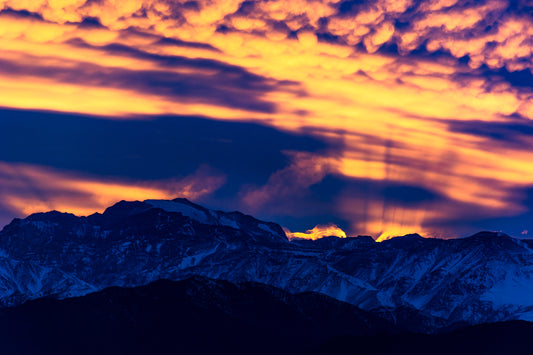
[145,199,209,224]
[177,245,220,269]
[145,199,242,230]
[481,271,533,307]
[258,223,278,236]
[218,216,239,229]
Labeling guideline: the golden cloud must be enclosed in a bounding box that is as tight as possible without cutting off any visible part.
[284,224,348,241]
[1,0,533,237]
[0,162,225,218]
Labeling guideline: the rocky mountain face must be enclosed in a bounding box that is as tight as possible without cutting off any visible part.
[1,198,533,331]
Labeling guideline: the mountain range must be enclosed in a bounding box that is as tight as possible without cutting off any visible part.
[1,198,533,333]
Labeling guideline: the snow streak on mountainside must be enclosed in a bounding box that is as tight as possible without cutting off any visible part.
[1,198,533,330]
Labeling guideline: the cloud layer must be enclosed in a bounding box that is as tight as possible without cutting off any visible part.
[1,0,533,238]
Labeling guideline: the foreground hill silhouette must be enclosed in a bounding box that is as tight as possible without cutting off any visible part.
[306,321,533,355]
[0,276,394,355]
[1,276,532,355]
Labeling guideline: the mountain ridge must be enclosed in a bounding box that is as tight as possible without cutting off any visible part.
[1,198,533,331]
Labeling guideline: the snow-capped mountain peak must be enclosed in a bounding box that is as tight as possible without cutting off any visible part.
[144,198,287,242]
[1,199,533,332]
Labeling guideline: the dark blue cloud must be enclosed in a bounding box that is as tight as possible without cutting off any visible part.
[505,0,533,15]
[0,109,450,235]
[1,108,529,238]
[446,119,533,150]
[253,174,446,235]
[154,36,221,51]
[427,185,533,239]
[381,185,440,205]
[484,67,533,91]
[0,108,326,197]
[253,175,351,232]
[0,8,43,20]
[0,38,293,113]
[311,175,442,207]
[336,0,366,14]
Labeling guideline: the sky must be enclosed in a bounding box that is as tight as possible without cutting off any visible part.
[1,0,533,240]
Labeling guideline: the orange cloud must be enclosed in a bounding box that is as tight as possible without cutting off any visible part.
[337,195,439,242]
[363,21,395,53]
[0,162,225,218]
[285,224,347,240]
[2,0,533,238]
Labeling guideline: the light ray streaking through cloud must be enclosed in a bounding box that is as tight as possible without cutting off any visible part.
[1,0,533,239]
[0,162,225,226]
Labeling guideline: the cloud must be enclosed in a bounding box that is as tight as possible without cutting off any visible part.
[0,11,289,116]
[2,0,533,239]
[240,152,335,212]
[0,108,326,184]
[284,224,347,240]
[363,20,395,53]
[0,161,226,226]
[1,0,533,73]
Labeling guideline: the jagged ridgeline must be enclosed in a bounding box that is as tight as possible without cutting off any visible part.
[1,198,533,332]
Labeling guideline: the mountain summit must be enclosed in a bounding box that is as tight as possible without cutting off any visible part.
[0,198,532,331]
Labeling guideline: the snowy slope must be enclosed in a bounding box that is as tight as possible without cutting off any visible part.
[144,198,287,242]
[1,199,533,330]
[0,257,95,306]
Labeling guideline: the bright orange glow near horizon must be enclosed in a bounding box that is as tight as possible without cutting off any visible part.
[0,162,225,219]
[1,0,533,239]
[285,224,348,241]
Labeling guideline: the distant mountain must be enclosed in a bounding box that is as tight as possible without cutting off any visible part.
[0,276,395,355]
[1,198,533,330]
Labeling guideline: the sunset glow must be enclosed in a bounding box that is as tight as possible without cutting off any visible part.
[1,0,533,239]
[285,224,348,240]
